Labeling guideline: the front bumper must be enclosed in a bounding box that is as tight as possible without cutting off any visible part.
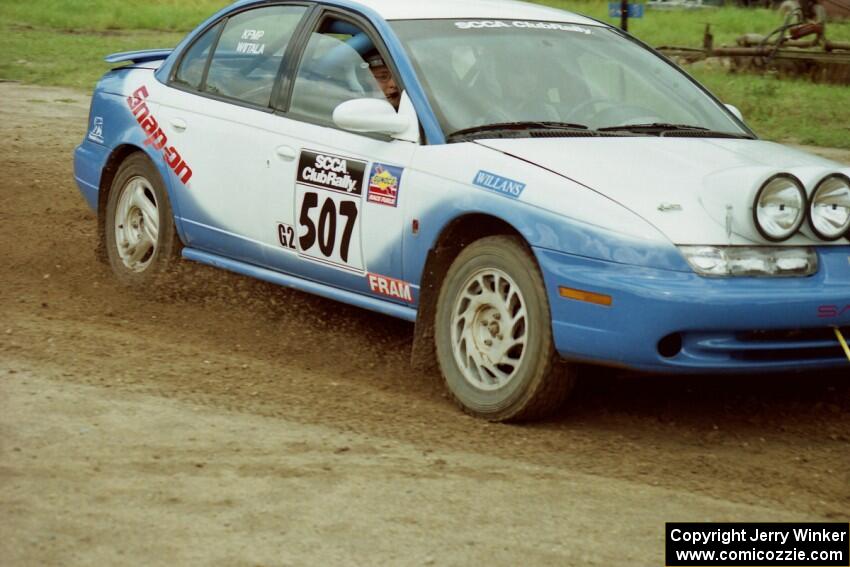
[535,246,850,373]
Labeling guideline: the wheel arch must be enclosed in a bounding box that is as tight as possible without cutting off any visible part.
[96,144,179,261]
[410,212,532,372]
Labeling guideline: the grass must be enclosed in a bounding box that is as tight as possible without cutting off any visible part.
[1,0,848,44]
[0,0,848,148]
[541,0,850,45]
[691,66,850,147]
[0,0,230,32]
[0,28,185,90]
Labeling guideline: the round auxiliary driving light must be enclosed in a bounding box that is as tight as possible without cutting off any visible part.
[753,174,806,242]
[809,174,850,241]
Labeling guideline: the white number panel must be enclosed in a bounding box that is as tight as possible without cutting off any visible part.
[295,150,367,273]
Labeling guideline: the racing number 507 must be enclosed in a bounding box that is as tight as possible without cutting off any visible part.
[299,192,359,263]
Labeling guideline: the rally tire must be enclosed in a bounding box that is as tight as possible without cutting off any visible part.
[104,153,181,286]
[434,235,575,422]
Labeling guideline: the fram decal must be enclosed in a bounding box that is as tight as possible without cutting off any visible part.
[818,305,850,318]
[127,85,193,185]
[297,150,366,195]
[473,170,526,199]
[367,163,403,207]
[368,273,414,303]
[88,116,104,143]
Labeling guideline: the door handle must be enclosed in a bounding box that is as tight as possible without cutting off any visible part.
[170,118,188,132]
[276,145,297,161]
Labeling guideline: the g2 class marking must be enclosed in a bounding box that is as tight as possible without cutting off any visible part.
[473,170,526,199]
[127,85,193,185]
[295,151,367,273]
[276,223,297,251]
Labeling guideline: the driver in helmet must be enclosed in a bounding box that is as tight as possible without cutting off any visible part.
[365,52,401,110]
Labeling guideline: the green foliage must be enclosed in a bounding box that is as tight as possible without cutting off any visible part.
[539,0,850,46]
[0,0,230,32]
[691,67,850,148]
[1,0,847,44]
[0,27,184,90]
[0,0,848,147]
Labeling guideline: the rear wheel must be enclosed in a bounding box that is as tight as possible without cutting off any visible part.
[104,153,180,286]
[435,235,575,422]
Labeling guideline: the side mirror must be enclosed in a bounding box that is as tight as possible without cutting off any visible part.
[725,104,744,122]
[333,98,410,136]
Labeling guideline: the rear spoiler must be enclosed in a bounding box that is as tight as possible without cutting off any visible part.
[104,49,173,65]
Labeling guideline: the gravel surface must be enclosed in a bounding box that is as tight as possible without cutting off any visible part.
[1,82,848,566]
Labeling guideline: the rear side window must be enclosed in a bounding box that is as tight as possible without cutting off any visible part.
[174,21,222,90]
[201,5,307,106]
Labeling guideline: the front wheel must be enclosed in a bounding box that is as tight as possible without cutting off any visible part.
[435,235,575,422]
[104,153,181,286]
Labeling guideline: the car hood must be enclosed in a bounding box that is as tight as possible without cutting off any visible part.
[476,137,850,245]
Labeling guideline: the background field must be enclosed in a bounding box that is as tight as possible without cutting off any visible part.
[1,0,848,147]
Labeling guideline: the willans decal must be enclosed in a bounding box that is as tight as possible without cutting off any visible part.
[127,86,193,185]
[473,170,526,199]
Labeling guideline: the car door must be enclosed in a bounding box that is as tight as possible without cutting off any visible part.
[262,10,419,304]
[155,4,310,262]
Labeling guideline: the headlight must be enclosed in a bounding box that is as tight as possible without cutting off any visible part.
[809,174,850,241]
[679,246,818,277]
[753,175,806,242]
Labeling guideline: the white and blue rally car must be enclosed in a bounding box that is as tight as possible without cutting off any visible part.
[74,0,850,421]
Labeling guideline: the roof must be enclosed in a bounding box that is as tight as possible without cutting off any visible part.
[227,0,598,25]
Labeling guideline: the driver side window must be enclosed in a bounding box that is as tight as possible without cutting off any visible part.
[202,5,306,107]
[288,16,395,127]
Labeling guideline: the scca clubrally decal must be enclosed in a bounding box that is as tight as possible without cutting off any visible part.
[297,150,366,195]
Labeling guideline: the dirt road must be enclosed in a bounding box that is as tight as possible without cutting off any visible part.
[1,82,848,566]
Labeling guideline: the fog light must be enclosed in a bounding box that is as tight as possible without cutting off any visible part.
[753,175,806,242]
[809,174,850,241]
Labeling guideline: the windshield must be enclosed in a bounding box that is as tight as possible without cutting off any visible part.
[390,19,748,139]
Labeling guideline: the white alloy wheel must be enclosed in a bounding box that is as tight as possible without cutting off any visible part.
[114,176,160,272]
[104,152,180,286]
[451,268,528,391]
[434,235,575,422]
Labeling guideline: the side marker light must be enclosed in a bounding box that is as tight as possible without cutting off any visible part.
[559,286,613,307]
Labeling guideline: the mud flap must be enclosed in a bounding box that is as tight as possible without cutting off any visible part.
[410,245,460,374]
